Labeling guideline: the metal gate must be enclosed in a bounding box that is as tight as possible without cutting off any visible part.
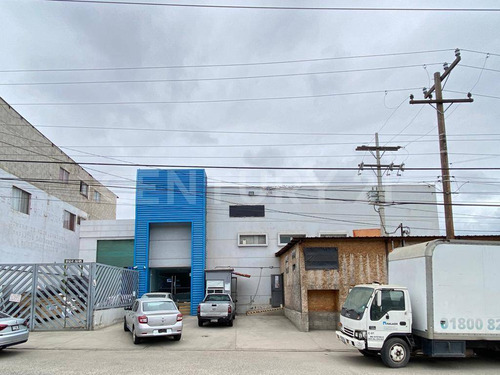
[33,263,92,330]
[0,264,33,324]
[0,263,138,331]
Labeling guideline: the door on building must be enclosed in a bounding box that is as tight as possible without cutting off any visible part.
[149,267,191,302]
[270,274,284,307]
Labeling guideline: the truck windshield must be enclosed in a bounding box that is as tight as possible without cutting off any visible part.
[205,294,230,302]
[341,287,374,320]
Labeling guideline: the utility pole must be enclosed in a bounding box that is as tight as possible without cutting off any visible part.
[356,133,404,235]
[410,49,473,239]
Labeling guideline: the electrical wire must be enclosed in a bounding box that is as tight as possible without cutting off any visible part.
[0,63,446,86]
[0,49,457,73]
[2,158,500,171]
[5,87,422,106]
[42,1,500,13]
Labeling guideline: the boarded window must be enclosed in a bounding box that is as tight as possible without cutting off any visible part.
[308,290,339,312]
[229,205,265,217]
[304,247,338,270]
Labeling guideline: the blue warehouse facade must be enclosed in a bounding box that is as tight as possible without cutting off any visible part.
[134,169,206,315]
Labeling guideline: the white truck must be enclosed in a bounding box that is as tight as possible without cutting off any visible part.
[336,239,500,368]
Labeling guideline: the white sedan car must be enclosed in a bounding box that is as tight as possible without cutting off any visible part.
[0,311,29,350]
[124,298,182,344]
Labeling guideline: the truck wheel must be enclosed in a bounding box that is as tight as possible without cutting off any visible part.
[198,319,204,327]
[123,318,128,332]
[381,338,410,368]
[173,334,181,341]
[227,319,233,327]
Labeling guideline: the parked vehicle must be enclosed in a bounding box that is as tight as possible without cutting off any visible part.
[141,292,177,306]
[0,311,29,350]
[124,298,182,344]
[336,240,500,368]
[197,293,235,327]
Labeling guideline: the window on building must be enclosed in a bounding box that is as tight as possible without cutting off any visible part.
[279,234,306,246]
[80,181,89,198]
[11,186,31,214]
[304,247,339,270]
[59,168,70,183]
[238,234,267,247]
[319,232,348,238]
[229,205,265,217]
[94,190,101,202]
[63,210,76,231]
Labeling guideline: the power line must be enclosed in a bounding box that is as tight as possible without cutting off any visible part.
[0,49,457,73]
[8,151,496,160]
[1,158,499,171]
[5,122,500,138]
[4,87,422,105]
[43,1,500,13]
[0,63,446,86]
[445,90,500,100]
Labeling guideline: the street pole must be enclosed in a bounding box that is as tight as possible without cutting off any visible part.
[409,49,473,240]
[434,72,455,239]
[356,134,403,236]
[374,133,386,235]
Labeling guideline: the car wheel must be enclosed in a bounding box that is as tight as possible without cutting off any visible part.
[198,318,203,327]
[227,319,233,327]
[173,334,181,341]
[132,326,141,345]
[381,337,410,368]
[123,318,128,332]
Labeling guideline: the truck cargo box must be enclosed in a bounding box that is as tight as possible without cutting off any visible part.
[389,239,500,341]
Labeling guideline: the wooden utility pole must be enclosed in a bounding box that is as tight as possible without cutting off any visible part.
[356,133,403,235]
[410,49,473,239]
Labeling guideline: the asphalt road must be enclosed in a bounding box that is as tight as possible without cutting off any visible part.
[1,315,499,374]
[1,348,500,375]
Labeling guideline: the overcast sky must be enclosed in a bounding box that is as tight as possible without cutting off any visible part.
[1,0,500,235]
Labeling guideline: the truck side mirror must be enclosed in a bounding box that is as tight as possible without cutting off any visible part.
[376,291,382,307]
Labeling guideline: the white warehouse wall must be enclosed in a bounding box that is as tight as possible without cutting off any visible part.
[77,184,439,313]
[206,184,439,312]
[0,168,86,264]
[79,219,135,262]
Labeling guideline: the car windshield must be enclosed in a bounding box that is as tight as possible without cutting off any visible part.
[142,301,176,312]
[0,312,9,319]
[205,295,230,302]
[341,287,374,320]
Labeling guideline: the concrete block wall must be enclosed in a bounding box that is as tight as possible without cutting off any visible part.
[0,169,85,263]
[0,97,117,220]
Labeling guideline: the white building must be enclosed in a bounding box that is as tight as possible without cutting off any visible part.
[79,181,439,313]
[0,97,117,264]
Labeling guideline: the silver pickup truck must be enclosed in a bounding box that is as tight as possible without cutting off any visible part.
[197,293,235,327]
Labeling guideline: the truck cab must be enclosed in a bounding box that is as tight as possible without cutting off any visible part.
[336,284,413,368]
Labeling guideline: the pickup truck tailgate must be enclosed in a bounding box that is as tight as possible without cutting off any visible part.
[200,303,229,317]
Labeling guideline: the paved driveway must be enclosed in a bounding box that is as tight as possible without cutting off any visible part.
[17,314,350,352]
